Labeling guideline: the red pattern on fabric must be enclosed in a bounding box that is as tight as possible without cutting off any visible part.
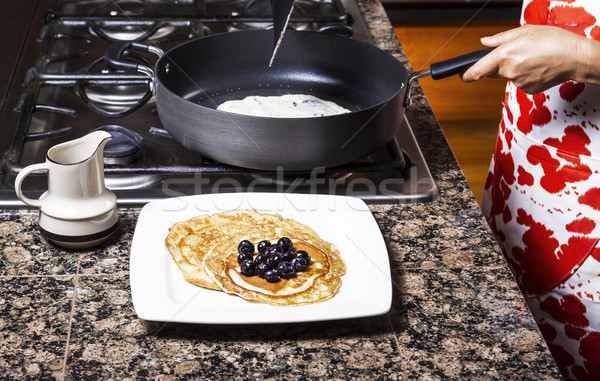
[504,89,514,124]
[559,235,599,272]
[488,138,515,227]
[578,187,600,211]
[532,94,553,126]
[571,365,598,381]
[539,294,589,328]
[484,169,493,190]
[510,211,597,296]
[512,209,560,293]
[571,364,591,381]
[591,247,600,261]
[539,321,558,341]
[523,0,550,25]
[549,5,597,37]
[560,82,586,102]
[517,165,534,186]
[516,90,552,134]
[547,342,576,378]
[566,217,597,235]
[500,177,512,200]
[505,127,514,150]
[526,144,591,194]
[517,90,535,134]
[502,205,512,224]
[580,332,600,379]
[543,125,591,161]
[565,324,587,340]
[591,25,600,40]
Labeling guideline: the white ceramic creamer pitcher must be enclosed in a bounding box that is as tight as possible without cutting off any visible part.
[15,130,119,249]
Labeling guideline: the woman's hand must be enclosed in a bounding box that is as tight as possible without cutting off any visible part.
[461,25,600,94]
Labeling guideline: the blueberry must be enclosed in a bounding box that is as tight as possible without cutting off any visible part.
[237,240,254,256]
[237,252,253,264]
[282,249,294,262]
[277,261,295,279]
[295,250,311,264]
[256,262,269,278]
[267,251,283,269]
[265,269,280,283]
[257,240,271,254]
[254,253,267,266]
[240,259,255,276]
[265,245,278,256]
[277,237,293,252]
[291,257,307,272]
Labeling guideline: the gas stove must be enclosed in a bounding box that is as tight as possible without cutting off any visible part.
[0,0,437,206]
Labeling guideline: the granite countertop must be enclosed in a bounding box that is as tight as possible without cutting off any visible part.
[0,0,560,379]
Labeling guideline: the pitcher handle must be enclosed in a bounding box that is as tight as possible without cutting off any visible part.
[15,163,49,208]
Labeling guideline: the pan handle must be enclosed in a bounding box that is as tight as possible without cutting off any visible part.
[404,47,494,107]
[105,41,164,79]
[430,47,494,80]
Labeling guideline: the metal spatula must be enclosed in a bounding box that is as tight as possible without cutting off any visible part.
[269,0,295,67]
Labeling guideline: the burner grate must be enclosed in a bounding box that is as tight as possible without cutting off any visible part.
[49,0,348,21]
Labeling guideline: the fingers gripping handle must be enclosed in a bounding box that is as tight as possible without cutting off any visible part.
[14,163,49,208]
[430,47,494,80]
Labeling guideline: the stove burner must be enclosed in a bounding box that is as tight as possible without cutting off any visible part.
[227,21,308,33]
[203,0,338,19]
[223,0,348,34]
[243,0,275,17]
[76,55,153,117]
[47,0,347,21]
[97,125,144,165]
[89,22,177,43]
[92,126,162,190]
[241,0,312,17]
[205,0,243,3]
[97,0,157,17]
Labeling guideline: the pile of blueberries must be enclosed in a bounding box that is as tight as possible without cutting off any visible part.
[237,237,311,283]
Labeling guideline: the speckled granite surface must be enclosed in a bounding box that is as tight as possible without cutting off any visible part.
[0,1,561,379]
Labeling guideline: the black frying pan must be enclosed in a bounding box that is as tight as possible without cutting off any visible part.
[106,30,490,170]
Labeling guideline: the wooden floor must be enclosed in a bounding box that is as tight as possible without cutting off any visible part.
[393,19,518,205]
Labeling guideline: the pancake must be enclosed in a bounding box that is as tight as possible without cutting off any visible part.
[216,94,351,118]
[204,237,345,306]
[165,210,283,290]
[165,209,345,305]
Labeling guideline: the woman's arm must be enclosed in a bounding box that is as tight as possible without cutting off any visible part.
[461,25,600,94]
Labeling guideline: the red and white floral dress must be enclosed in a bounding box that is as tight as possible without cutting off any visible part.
[481,0,600,379]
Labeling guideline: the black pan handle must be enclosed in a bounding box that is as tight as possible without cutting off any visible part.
[430,47,494,80]
[405,47,494,107]
[104,41,163,76]
[105,41,148,72]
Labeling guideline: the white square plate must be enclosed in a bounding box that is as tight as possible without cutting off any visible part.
[130,193,392,324]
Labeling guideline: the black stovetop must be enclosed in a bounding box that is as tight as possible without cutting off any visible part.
[0,0,437,206]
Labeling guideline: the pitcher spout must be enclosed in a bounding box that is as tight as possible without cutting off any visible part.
[47,130,112,165]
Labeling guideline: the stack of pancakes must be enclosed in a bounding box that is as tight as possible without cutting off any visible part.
[165,209,346,306]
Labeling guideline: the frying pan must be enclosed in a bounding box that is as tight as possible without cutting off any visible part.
[106,30,491,170]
